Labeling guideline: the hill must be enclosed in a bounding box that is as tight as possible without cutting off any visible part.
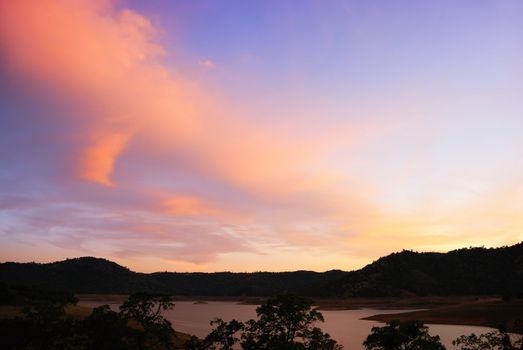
[330,243,523,297]
[1,243,522,297]
[0,257,347,296]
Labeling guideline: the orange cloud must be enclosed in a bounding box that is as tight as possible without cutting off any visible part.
[80,129,133,185]
[162,195,230,218]
[0,0,316,190]
[0,0,196,186]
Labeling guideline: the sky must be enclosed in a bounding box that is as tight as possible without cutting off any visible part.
[1,0,522,273]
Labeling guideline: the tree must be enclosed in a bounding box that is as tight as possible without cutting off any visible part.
[241,294,340,349]
[5,287,79,350]
[363,320,445,350]
[303,327,342,350]
[0,287,181,350]
[453,331,522,350]
[119,293,177,349]
[120,293,175,327]
[184,294,341,350]
[80,304,131,350]
[190,318,245,350]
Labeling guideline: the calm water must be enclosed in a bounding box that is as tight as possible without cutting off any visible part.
[79,300,493,349]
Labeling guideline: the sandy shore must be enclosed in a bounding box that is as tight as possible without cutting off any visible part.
[363,299,523,334]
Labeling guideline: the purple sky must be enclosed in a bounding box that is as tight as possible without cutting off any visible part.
[1,0,522,272]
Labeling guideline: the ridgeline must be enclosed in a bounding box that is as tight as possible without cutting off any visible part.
[1,243,522,297]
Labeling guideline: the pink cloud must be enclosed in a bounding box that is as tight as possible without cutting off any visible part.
[0,0,448,271]
[3,0,520,273]
[0,0,319,191]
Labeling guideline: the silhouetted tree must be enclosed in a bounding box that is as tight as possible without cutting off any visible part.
[242,294,341,349]
[453,331,522,350]
[119,293,177,349]
[0,290,179,350]
[186,294,341,350]
[120,293,175,327]
[363,320,445,350]
[80,304,131,350]
[188,318,245,350]
[0,289,80,350]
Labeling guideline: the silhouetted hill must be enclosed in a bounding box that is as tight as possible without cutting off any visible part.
[0,257,162,294]
[0,257,347,296]
[331,243,523,297]
[148,269,348,296]
[1,243,522,297]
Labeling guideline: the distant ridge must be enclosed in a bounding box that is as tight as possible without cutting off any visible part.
[1,243,522,297]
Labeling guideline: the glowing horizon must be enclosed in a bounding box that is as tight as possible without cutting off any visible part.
[1,0,522,273]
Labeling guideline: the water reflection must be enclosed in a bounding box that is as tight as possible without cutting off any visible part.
[78,300,494,349]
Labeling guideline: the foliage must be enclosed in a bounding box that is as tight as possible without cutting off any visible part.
[185,294,342,350]
[0,291,177,350]
[241,294,339,349]
[79,304,132,350]
[190,318,245,350]
[0,283,78,305]
[121,293,175,327]
[363,320,445,350]
[453,331,523,350]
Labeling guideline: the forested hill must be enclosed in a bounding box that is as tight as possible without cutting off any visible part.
[329,242,523,297]
[0,257,348,296]
[1,242,522,297]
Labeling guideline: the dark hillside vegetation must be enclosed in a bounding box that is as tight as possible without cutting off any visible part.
[0,257,348,296]
[330,243,523,297]
[1,242,522,297]
[0,285,186,350]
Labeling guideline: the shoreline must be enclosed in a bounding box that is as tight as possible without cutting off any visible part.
[75,294,522,333]
[75,294,492,309]
[362,299,523,334]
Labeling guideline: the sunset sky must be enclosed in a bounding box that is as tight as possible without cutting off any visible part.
[1,0,522,272]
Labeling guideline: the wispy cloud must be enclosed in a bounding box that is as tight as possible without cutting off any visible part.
[198,59,216,68]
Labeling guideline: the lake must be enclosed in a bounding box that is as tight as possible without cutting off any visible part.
[78,300,493,349]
